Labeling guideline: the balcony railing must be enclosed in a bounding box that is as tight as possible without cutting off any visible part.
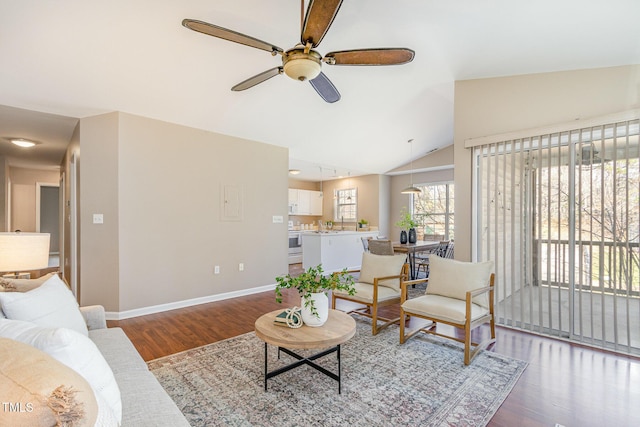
[533,239,640,296]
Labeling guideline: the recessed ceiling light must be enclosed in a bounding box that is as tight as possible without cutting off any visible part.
[10,138,37,148]
[288,169,301,175]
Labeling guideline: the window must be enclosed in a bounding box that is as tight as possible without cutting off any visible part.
[334,188,357,221]
[412,183,454,240]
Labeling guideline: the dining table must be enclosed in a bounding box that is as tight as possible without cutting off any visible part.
[392,240,440,280]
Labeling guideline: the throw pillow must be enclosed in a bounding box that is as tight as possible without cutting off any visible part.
[426,256,494,308]
[0,272,57,293]
[0,319,123,423]
[0,274,88,336]
[358,252,407,290]
[0,337,99,427]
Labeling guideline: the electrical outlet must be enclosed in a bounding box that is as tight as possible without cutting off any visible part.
[272,215,283,223]
[93,213,104,224]
[214,266,220,274]
[239,263,244,272]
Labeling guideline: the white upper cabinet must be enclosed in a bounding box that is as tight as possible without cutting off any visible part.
[289,189,323,216]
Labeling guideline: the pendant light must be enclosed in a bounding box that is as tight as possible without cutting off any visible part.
[346,172,352,201]
[401,139,422,194]
[319,166,323,197]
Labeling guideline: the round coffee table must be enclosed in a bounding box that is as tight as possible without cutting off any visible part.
[255,309,356,393]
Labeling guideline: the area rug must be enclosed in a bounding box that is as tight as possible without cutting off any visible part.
[148,319,527,427]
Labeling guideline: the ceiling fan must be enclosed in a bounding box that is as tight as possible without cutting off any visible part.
[182,0,415,103]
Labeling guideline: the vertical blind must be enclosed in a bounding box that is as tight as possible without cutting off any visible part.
[474,117,640,356]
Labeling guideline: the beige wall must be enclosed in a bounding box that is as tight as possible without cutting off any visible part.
[454,64,640,261]
[319,174,387,233]
[77,112,289,313]
[0,156,6,231]
[79,113,120,309]
[8,167,59,233]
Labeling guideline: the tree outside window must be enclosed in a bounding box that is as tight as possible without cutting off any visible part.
[412,183,454,240]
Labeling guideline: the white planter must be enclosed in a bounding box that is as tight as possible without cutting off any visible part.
[301,292,329,327]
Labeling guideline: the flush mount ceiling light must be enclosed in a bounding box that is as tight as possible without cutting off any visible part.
[10,138,38,148]
[288,169,301,175]
[401,139,422,195]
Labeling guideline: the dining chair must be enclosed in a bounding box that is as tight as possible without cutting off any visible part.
[415,240,449,277]
[368,239,395,256]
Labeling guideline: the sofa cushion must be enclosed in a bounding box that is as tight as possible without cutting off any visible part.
[358,252,407,290]
[0,337,99,427]
[90,327,150,373]
[0,318,122,423]
[0,274,88,336]
[426,256,494,308]
[116,370,191,427]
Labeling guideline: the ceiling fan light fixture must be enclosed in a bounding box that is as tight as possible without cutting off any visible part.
[283,48,322,81]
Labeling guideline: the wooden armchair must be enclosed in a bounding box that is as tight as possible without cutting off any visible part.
[400,256,495,365]
[332,252,410,335]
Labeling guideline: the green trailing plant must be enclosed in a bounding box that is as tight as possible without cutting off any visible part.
[394,207,418,230]
[275,264,356,319]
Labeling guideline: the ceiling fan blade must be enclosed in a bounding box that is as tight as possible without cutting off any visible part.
[309,72,341,103]
[232,67,283,91]
[301,0,343,48]
[182,19,283,54]
[324,48,415,65]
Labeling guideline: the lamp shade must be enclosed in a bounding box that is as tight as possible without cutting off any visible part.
[0,232,50,272]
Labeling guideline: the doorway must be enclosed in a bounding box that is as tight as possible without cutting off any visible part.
[36,182,60,267]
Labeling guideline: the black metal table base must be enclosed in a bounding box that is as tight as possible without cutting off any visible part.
[263,343,343,393]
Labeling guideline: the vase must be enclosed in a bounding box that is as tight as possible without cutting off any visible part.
[301,292,329,327]
[408,228,417,244]
[400,230,408,244]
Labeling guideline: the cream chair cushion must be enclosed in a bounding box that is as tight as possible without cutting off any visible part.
[333,282,400,304]
[358,252,407,290]
[426,256,494,308]
[402,294,489,324]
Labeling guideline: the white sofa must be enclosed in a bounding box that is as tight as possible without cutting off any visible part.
[0,273,190,426]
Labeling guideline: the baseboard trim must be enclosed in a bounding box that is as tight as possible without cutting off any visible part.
[105,283,276,321]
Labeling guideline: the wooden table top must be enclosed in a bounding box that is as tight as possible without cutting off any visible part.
[392,240,440,253]
[255,309,356,350]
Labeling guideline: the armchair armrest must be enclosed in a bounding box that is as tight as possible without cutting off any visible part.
[79,305,107,330]
[400,277,429,302]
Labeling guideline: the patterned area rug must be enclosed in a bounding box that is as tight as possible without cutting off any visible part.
[148,316,527,427]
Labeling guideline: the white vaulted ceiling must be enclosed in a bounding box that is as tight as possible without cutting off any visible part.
[0,0,639,179]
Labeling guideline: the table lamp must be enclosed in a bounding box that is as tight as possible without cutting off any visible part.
[0,232,51,277]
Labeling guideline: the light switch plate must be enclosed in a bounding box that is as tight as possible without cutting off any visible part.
[93,214,104,224]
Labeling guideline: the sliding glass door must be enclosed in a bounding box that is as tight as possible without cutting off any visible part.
[475,118,640,356]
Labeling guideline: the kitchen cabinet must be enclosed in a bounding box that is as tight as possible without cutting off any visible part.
[302,231,379,272]
[288,189,322,215]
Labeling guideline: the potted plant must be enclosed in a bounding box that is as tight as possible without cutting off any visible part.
[357,218,368,229]
[394,207,419,244]
[275,264,355,327]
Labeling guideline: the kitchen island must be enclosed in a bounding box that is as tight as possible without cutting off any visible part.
[302,231,379,273]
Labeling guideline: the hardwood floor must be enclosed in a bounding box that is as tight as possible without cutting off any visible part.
[108,267,640,427]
